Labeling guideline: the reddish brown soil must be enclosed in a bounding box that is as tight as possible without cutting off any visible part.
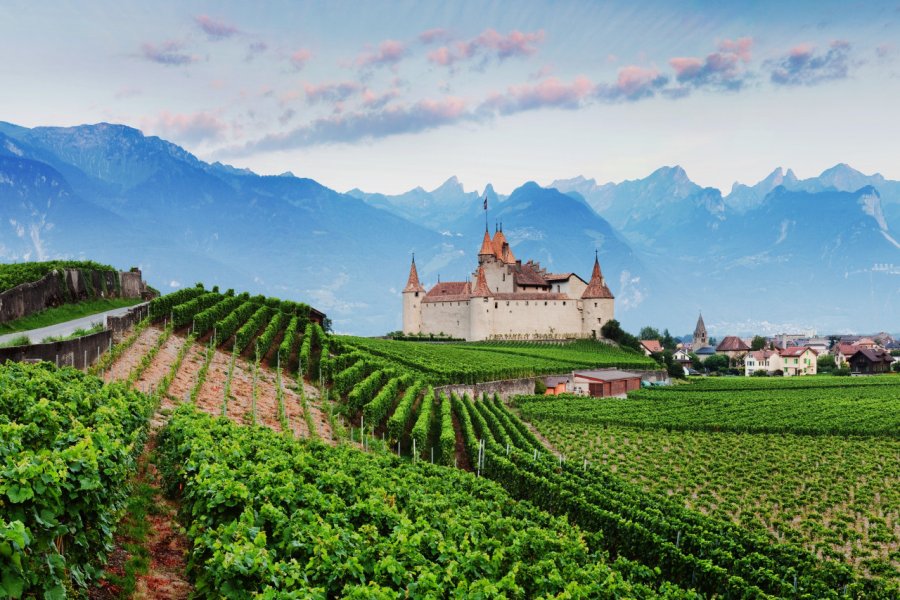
[102,326,161,383]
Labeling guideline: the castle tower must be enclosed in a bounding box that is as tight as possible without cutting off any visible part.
[402,255,426,334]
[581,252,615,339]
[478,229,495,264]
[469,263,493,340]
[693,312,708,348]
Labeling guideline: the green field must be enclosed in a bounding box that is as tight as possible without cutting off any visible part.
[518,376,900,583]
[335,336,655,384]
[0,259,118,293]
[0,297,143,335]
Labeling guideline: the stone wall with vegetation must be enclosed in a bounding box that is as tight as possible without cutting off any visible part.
[0,328,112,369]
[0,268,151,323]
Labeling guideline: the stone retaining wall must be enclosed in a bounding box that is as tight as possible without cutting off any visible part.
[435,377,537,402]
[0,268,152,324]
[0,329,112,370]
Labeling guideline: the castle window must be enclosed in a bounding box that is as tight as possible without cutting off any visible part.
[557,285,560,292]
[544,301,547,306]
[495,302,498,309]
[563,302,566,306]
[506,301,509,306]
[594,302,598,307]
[415,292,419,297]
[502,274,505,281]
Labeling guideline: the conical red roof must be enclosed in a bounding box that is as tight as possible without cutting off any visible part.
[492,229,507,258]
[403,256,426,293]
[472,264,491,297]
[478,230,494,256]
[581,254,614,299]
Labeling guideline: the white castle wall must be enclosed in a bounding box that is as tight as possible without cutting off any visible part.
[470,297,584,341]
[419,300,470,338]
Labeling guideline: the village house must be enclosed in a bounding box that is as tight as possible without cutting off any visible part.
[716,335,751,364]
[779,346,818,376]
[403,227,615,341]
[639,339,663,357]
[744,349,783,376]
[848,348,894,374]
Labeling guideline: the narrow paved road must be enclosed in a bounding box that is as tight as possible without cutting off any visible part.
[0,302,148,346]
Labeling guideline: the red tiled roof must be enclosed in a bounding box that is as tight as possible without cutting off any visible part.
[582,256,614,299]
[852,348,893,363]
[749,349,777,361]
[492,292,570,301]
[779,345,817,357]
[424,281,469,299]
[545,272,574,281]
[514,262,549,287]
[403,258,426,293]
[492,230,507,259]
[640,340,663,353]
[502,243,516,264]
[837,343,859,357]
[478,230,494,255]
[716,336,750,352]
[472,265,491,297]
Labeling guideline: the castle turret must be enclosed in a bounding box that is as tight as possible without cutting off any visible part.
[402,255,426,334]
[478,229,495,263]
[469,264,493,340]
[581,252,615,338]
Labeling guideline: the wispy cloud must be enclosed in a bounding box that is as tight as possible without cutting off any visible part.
[428,28,545,68]
[142,110,226,144]
[480,76,594,115]
[596,66,668,101]
[114,86,141,100]
[289,48,313,70]
[669,37,753,91]
[768,40,854,86]
[418,28,451,45]
[304,81,363,104]
[194,15,240,40]
[355,39,408,69]
[224,97,471,153]
[246,41,268,61]
[140,40,197,66]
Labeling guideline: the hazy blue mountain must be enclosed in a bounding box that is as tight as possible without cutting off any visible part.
[1,120,897,336]
[0,123,464,334]
[347,176,505,232]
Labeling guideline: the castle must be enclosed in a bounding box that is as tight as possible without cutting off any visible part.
[402,227,615,341]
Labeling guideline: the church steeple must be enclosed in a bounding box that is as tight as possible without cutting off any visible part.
[403,254,425,293]
[693,312,708,347]
[581,251,614,299]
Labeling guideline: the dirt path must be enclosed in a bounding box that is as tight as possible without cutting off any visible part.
[510,406,560,455]
[103,326,161,383]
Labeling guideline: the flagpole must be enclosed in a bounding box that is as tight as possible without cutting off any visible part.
[484,195,488,232]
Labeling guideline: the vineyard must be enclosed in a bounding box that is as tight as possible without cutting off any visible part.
[2,282,898,598]
[517,377,900,587]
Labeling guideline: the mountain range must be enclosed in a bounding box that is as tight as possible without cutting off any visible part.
[1,120,898,336]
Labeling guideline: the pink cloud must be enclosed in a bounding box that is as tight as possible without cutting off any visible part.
[362,87,401,109]
[194,15,239,40]
[419,28,451,44]
[140,40,197,66]
[428,28,545,68]
[356,39,408,69]
[769,40,854,86]
[598,66,668,100]
[481,76,595,115]
[227,97,472,151]
[304,81,363,104]
[142,111,226,144]
[669,37,753,90]
[289,49,313,70]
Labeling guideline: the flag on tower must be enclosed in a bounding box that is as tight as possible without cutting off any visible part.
[483,196,488,210]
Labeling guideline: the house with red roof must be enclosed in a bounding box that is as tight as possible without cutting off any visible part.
[744,349,783,376]
[779,346,818,376]
[716,335,751,364]
[402,226,615,341]
[639,339,663,356]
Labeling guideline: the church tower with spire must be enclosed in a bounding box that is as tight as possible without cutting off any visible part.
[693,312,708,348]
[402,255,426,334]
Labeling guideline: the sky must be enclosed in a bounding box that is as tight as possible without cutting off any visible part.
[3,0,900,195]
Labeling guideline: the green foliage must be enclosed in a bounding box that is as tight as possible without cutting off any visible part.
[235,305,272,354]
[336,336,653,385]
[601,319,643,352]
[517,376,900,437]
[361,374,408,430]
[149,285,205,321]
[0,362,153,597]
[409,387,435,458]
[0,297,142,336]
[0,260,118,293]
[0,334,31,348]
[386,379,425,443]
[254,310,286,361]
[751,335,768,351]
[438,393,455,465]
[214,300,257,346]
[277,315,299,366]
[155,406,682,599]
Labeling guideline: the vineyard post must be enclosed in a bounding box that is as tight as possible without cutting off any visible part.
[676,531,681,548]
[506,443,510,456]
[84,350,87,369]
[55,354,58,367]
[413,438,417,462]
[431,447,434,464]
[397,440,401,456]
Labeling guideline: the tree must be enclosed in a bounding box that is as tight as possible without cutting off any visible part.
[817,354,836,373]
[750,335,767,351]
[703,354,730,373]
[639,326,661,340]
[661,329,677,351]
[601,319,642,353]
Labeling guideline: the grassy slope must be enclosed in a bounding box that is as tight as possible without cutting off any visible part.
[0,297,143,334]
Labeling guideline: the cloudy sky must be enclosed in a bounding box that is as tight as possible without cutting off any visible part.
[3,0,900,194]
